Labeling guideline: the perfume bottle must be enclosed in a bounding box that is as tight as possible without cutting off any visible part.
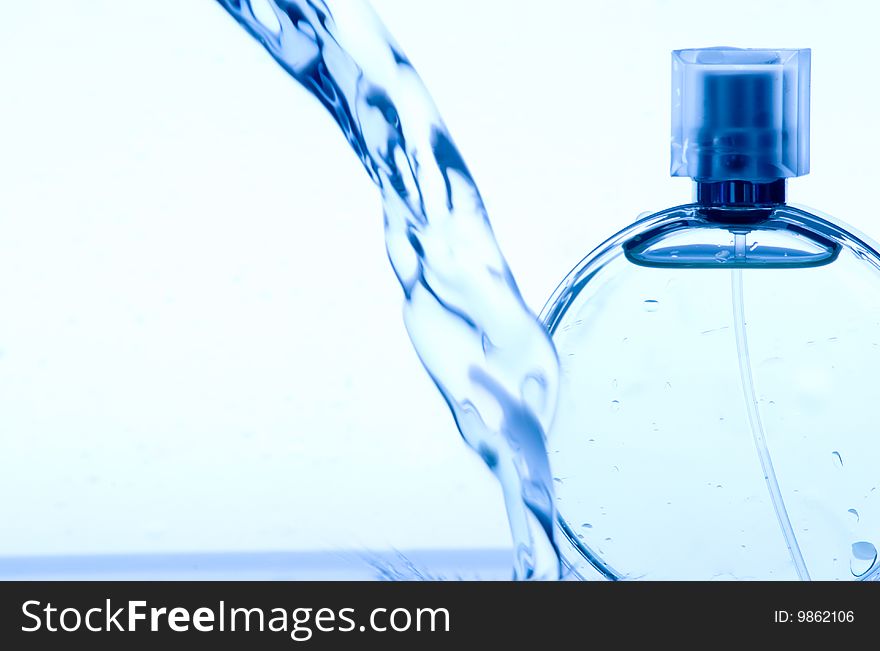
[543,48,880,580]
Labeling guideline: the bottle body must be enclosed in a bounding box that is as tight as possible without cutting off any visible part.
[543,204,880,580]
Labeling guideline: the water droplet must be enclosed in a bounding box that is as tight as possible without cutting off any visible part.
[832,451,844,467]
[611,379,618,389]
[581,523,593,529]
[643,299,659,312]
[664,381,672,390]
[848,508,860,522]
[714,249,731,263]
[768,400,775,406]
[610,400,621,411]
[850,541,877,577]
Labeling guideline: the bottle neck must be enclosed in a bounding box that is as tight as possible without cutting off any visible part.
[694,179,786,207]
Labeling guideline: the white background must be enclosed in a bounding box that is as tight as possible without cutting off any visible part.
[1,0,878,556]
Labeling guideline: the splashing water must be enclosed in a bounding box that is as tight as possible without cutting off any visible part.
[215,0,561,579]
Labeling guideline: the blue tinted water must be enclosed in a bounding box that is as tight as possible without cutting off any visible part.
[0,550,512,581]
[215,0,561,579]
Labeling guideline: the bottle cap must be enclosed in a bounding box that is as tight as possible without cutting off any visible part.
[671,47,810,181]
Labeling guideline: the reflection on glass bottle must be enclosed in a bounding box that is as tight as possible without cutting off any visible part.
[544,48,880,580]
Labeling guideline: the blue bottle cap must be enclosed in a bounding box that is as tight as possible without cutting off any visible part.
[671,47,810,182]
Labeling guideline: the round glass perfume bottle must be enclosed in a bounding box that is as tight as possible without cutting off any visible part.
[543,48,880,580]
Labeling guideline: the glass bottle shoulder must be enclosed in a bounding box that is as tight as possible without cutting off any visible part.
[541,203,880,334]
